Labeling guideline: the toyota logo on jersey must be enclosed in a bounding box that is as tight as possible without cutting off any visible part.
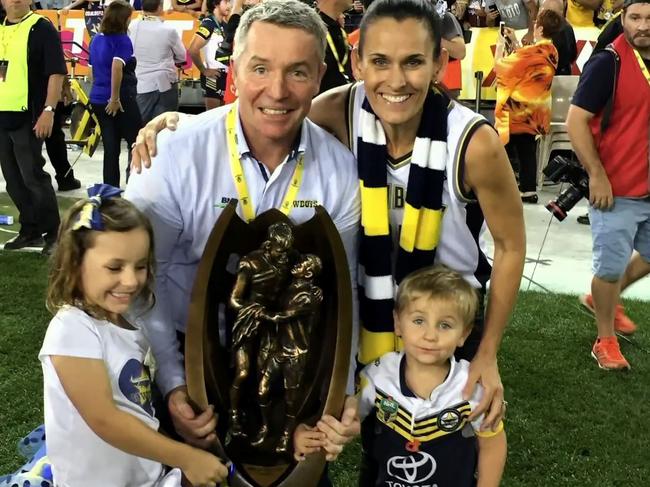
[386,451,437,485]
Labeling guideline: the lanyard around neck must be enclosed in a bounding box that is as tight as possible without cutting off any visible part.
[632,48,650,88]
[1,12,34,60]
[326,27,350,80]
[225,103,305,222]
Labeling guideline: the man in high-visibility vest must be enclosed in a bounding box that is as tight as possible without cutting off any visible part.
[0,0,66,255]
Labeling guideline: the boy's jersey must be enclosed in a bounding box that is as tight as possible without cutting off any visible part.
[357,352,503,487]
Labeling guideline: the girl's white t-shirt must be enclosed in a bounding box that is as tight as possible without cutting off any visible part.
[39,305,177,487]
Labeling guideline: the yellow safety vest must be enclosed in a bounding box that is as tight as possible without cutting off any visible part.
[0,12,43,112]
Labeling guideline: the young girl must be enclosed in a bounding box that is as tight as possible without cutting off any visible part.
[40,184,228,486]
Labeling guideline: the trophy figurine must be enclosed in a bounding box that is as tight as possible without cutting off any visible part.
[184,202,352,487]
[228,223,295,440]
[252,253,323,454]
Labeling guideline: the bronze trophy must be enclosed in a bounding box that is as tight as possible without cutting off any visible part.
[185,201,352,486]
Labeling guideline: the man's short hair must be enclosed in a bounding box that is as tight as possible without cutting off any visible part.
[142,0,162,12]
[232,0,327,62]
[394,266,479,329]
[623,0,650,8]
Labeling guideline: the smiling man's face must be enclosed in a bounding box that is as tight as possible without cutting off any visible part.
[232,21,326,148]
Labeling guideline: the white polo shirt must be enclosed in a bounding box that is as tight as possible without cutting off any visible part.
[128,16,187,94]
[125,105,360,395]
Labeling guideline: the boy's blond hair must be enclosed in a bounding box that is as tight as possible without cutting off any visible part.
[394,266,479,328]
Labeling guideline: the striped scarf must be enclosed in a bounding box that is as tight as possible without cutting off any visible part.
[357,90,449,365]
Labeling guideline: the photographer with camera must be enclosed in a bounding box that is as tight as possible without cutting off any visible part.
[566,0,650,370]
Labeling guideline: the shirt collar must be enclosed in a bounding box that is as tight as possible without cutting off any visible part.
[140,13,163,21]
[234,106,306,163]
[399,352,457,400]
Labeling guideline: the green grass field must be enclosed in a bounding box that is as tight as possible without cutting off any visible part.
[0,193,78,245]
[1,250,649,485]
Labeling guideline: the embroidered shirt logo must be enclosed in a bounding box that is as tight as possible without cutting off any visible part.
[215,196,236,208]
[437,408,463,432]
[292,200,319,208]
[378,396,399,424]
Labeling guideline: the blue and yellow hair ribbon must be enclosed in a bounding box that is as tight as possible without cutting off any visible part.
[72,184,123,231]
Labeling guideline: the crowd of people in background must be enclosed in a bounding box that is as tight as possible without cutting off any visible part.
[2,0,622,207]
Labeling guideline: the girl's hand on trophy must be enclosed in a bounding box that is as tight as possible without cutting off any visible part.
[180,447,228,486]
[293,424,326,462]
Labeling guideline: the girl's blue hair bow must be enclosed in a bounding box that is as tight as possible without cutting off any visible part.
[72,184,123,231]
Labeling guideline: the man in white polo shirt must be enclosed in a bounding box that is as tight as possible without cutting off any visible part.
[125,0,360,462]
[128,0,187,123]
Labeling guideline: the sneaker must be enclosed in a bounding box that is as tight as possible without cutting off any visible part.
[57,176,82,192]
[591,337,630,370]
[3,233,44,250]
[580,294,637,335]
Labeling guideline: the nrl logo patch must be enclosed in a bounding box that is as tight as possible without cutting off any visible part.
[378,396,399,423]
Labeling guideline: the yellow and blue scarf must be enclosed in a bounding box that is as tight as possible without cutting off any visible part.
[357,90,449,364]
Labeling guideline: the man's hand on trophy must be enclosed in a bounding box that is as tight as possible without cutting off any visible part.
[179,446,229,487]
[168,386,218,449]
[317,395,361,461]
[292,423,327,462]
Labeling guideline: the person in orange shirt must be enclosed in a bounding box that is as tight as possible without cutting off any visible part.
[494,9,562,203]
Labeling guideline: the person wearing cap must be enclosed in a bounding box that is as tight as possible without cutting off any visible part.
[566,0,650,371]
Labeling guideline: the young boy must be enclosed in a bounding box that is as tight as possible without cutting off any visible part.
[295,266,507,486]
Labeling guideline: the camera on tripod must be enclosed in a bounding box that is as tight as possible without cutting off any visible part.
[543,155,590,221]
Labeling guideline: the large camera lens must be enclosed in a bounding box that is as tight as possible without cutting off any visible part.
[545,185,584,221]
